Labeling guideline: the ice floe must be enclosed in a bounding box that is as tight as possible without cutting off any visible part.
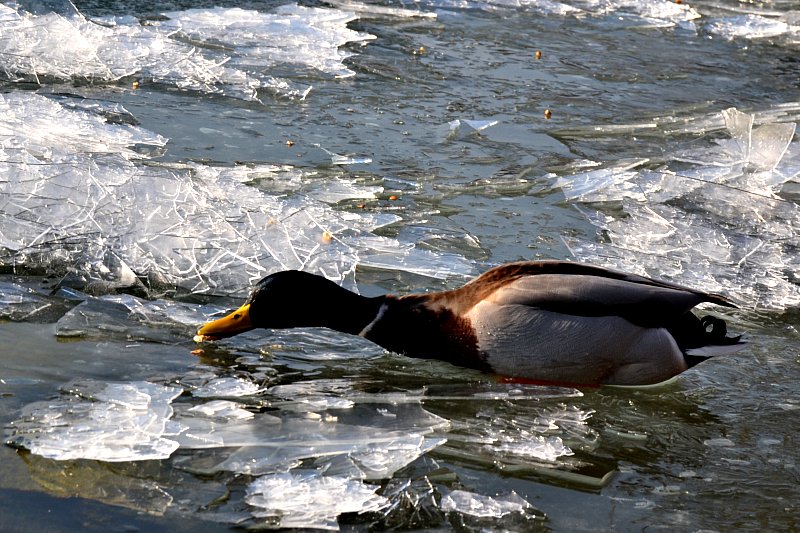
[0,92,475,297]
[4,372,610,525]
[440,489,532,518]
[555,106,800,310]
[0,2,375,100]
[6,379,183,461]
[246,473,388,530]
[706,14,800,41]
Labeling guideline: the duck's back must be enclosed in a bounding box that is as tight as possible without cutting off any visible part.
[366,261,741,386]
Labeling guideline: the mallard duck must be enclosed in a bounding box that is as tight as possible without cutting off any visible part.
[195,261,745,386]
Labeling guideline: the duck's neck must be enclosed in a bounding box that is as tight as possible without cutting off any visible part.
[310,287,387,336]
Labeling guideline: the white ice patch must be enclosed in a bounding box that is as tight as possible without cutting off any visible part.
[422,0,699,27]
[0,3,375,100]
[6,380,183,462]
[245,473,388,530]
[0,92,475,296]
[706,14,799,41]
[192,377,264,398]
[440,489,532,518]
[556,105,800,310]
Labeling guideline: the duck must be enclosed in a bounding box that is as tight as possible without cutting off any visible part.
[195,260,745,386]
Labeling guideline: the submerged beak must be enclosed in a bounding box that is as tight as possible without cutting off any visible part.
[195,303,253,341]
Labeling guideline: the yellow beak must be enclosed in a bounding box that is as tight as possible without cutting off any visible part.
[195,303,253,341]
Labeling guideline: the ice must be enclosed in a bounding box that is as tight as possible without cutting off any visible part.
[440,489,532,518]
[6,379,183,462]
[705,14,798,41]
[446,119,499,140]
[54,293,212,341]
[186,400,254,420]
[555,105,800,310]
[552,159,649,202]
[0,3,375,100]
[421,0,698,27]
[191,377,264,398]
[326,0,437,19]
[245,472,388,530]
[0,92,475,297]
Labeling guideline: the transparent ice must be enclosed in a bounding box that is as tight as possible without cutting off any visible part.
[420,0,698,27]
[440,489,532,518]
[0,92,475,297]
[6,379,183,462]
[705,14,798,41]
[245,472,388,530]
[0,3,375,100]
[555,105,800,310]
[191,377,265,398]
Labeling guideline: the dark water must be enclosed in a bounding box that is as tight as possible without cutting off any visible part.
[1,0,800,530]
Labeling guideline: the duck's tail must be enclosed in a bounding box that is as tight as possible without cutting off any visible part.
[671,314,747,367]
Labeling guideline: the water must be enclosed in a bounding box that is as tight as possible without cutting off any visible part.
[1,0,799,530]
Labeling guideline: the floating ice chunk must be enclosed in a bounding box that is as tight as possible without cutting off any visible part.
[447,119,499,140]
[187,400,254,420]
[246,472,388,530]
[440,489,532,518]
[0,4,375,99]
[6,379,183,462]
[0,92,475,296]
[747,121,796,173]
[706,14,797,40]
[0,92,166,159]
[306,178,383,203]
[54,293,211,341]
[493,435,574,461]
[192,377,264,398]
[326,0,437,19]
[0,281,65,322]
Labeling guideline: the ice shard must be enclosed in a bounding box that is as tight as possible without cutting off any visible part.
[245,472,388,530]
[556,105,800,310]
[6,379,183,462]
[440,489,533,518]
[0,92,475,297]
[0,3,376,99]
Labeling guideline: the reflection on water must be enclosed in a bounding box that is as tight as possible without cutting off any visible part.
[1,0,800,530]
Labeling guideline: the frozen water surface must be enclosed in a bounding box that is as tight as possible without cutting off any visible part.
[6,379,183,462]
[440,489,532,518]
[2,0,800,530]
[0,3,375,99]
[0,92,474,296]
[556,105,800,310]
[246,472,388,530]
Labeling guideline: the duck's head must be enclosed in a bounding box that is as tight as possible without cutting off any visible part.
[195,270,363,341]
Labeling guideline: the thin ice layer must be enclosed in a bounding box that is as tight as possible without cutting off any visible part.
[0,92,475,296]
[705,14,798,41]
[0,3,375,100]
[421,0,699,27]
[6,379,183,462]
[246,472,388,530]
[555,106,800,310]
[440,489,532,518]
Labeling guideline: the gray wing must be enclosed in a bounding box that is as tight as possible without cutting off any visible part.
[485,274,716,328]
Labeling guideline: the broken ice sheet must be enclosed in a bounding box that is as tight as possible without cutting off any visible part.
[54,293,213,341]
[6,379,183,462]
[440,489,533,518]
[246,472,388,530]
[0,92,475,296]
[191,377,265,398]
[446,119,499,140]
[705,14,798,41]
[0,3,375,100]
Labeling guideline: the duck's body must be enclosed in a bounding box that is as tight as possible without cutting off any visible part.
[196,261,745,386]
